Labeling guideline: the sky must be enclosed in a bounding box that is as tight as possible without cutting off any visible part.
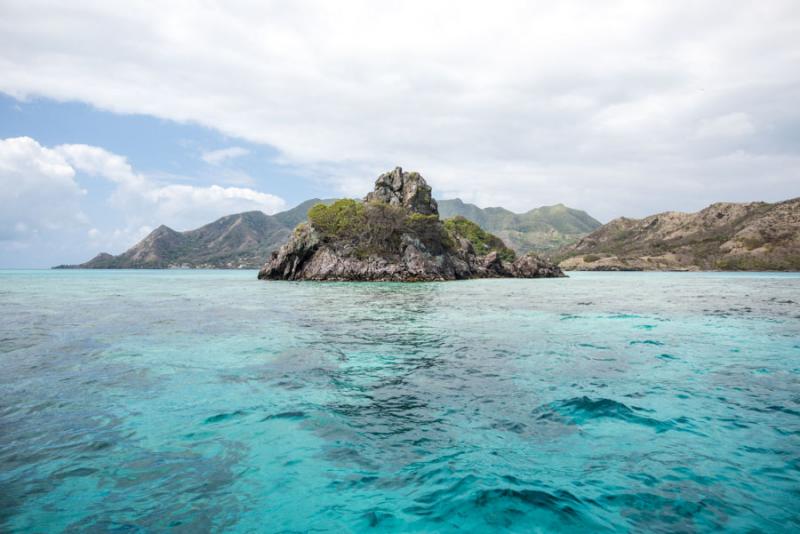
[1,1,799,267]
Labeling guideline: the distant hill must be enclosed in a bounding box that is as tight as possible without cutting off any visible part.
[55,197,600,269]
[437,199,601,253]
[272,198,330,229]
[555,197,800,271]
[56,200,334,269]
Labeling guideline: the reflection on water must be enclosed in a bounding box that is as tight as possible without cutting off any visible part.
[1,270,799,532]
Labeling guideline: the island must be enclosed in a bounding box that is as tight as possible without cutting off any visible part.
[554,197,800,271]
[258,167,565,281]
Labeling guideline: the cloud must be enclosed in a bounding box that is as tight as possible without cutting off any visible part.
[56,143,144,186]
[0,136,286,262]
[143,184,285,226]
[86,225,153,256]
[201,146,250,165]
[0,136,87,241]
[1,1,799,219]
[695,112,755,139]
[52,142,285,231]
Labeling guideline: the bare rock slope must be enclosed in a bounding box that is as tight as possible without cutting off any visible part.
[259,167,565,281]
[556,198,800,271]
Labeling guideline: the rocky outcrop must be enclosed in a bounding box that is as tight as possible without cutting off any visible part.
[259,168,565,282]
[555,197,800,271]
[509,252,568,277]
[365,167,438,216]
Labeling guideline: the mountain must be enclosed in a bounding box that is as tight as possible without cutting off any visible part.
[437,199,601,253]
[555,197,800,271]
[56,203,332,269]
[272,198,333,229]
[260,167,564,281]
[56,195,599,269]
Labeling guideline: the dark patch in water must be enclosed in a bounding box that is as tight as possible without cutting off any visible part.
[362,509,395,527]
[533,397,699,434]
[261,411,308,421]
[766,405,800,418]
[600,491,732,531]
[53,467,98,479]
[490,420,527,434]
[203,410,248,424]
[473,487,583,518]
[578,343,611,350]
[406,479,603,530]
[630,339,665,346]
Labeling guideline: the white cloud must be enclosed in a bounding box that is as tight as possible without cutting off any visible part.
[0,136,87,241]
[0,136,286,261]
[201,146,250,165]
[86,225,153,255]
[142,184,285,227]
[695,112,755,139]
[0,1,799,219]
[52,141,286,232]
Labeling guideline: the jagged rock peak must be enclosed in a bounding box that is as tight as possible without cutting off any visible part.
[365,167,438,216]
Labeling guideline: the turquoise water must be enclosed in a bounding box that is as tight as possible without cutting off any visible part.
[1,270,799,533]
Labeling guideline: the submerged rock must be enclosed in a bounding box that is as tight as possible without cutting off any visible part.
[259,168,565,281]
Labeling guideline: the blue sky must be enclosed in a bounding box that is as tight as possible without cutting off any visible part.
[0,94,327,202]
[1,1,799,267]
[0,95,335,267]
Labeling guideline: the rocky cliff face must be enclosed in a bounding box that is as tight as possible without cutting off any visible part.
[259,168,565,281]
[555,197,800,271]
[365,167,439,216]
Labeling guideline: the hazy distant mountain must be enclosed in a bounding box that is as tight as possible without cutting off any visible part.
[437,199,601,253]
[555,197,800,271]
[56,200,334,269]
[55,197,600,269]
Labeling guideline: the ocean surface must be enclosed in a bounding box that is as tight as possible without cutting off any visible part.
[1,270,799,533]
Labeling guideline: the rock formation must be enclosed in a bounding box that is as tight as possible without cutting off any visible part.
[259,168,565,281]
[365,167,439,215]
[554,197,800,271]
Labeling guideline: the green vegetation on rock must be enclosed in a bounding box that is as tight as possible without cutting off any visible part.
[308,199,366,240]
[307,199,453,258]
[437,199,601,253]
[444,216,516,262]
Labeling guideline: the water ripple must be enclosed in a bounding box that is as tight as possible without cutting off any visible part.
[0,270,799,532]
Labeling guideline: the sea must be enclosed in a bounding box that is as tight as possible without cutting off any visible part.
[1,269,799,533]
